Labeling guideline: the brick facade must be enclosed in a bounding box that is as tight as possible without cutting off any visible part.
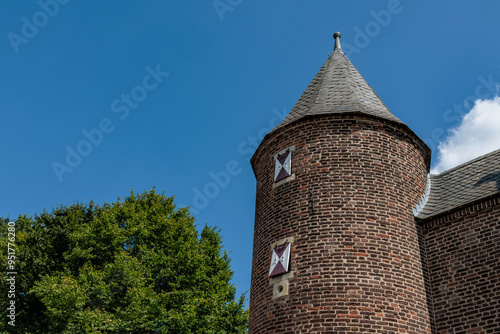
[420,196,500,333]
[249,113,433,333]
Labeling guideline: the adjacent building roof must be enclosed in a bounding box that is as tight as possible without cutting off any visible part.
[415,149,500,220]
[271,32,403,133]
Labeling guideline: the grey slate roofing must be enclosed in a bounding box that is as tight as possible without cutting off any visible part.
[271,40,403,133]
[415,149,500,220]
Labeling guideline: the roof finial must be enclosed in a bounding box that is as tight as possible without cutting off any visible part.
[333,31,341,51]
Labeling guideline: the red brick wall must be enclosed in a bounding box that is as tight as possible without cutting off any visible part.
[249,114,432,333]
[421,196,500,334]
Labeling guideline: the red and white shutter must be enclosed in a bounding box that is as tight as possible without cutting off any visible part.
[274,151,292,182]
[269,242,291,277]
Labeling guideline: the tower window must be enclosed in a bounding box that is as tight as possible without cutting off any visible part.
[269,242,291,277]
[274,146,295,184]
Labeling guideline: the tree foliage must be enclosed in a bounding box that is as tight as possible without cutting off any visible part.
[0,190,248,333]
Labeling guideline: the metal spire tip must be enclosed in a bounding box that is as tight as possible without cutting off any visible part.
[333,31,341,51]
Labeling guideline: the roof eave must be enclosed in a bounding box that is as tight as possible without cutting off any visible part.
[250,111,431,174]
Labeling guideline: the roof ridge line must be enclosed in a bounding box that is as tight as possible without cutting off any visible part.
[432,148,500,176]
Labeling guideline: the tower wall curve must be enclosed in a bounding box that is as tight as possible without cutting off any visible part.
[249,113,432,333]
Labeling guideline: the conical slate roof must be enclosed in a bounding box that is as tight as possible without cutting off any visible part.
[272,33,402,132]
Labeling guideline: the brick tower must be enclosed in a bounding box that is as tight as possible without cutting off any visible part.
[249,33,433,333]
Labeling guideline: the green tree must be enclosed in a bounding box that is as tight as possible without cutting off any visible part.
[0,190,248,333]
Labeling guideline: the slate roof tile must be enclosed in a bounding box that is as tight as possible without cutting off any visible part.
[415,149,500,220]
[271,46,403,134]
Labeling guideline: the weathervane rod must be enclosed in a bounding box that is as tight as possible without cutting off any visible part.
[333,31,341,51]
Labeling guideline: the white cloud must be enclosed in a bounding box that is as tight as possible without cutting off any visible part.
[431,96,500,174]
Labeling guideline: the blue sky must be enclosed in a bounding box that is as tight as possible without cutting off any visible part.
[1,1,500,301]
